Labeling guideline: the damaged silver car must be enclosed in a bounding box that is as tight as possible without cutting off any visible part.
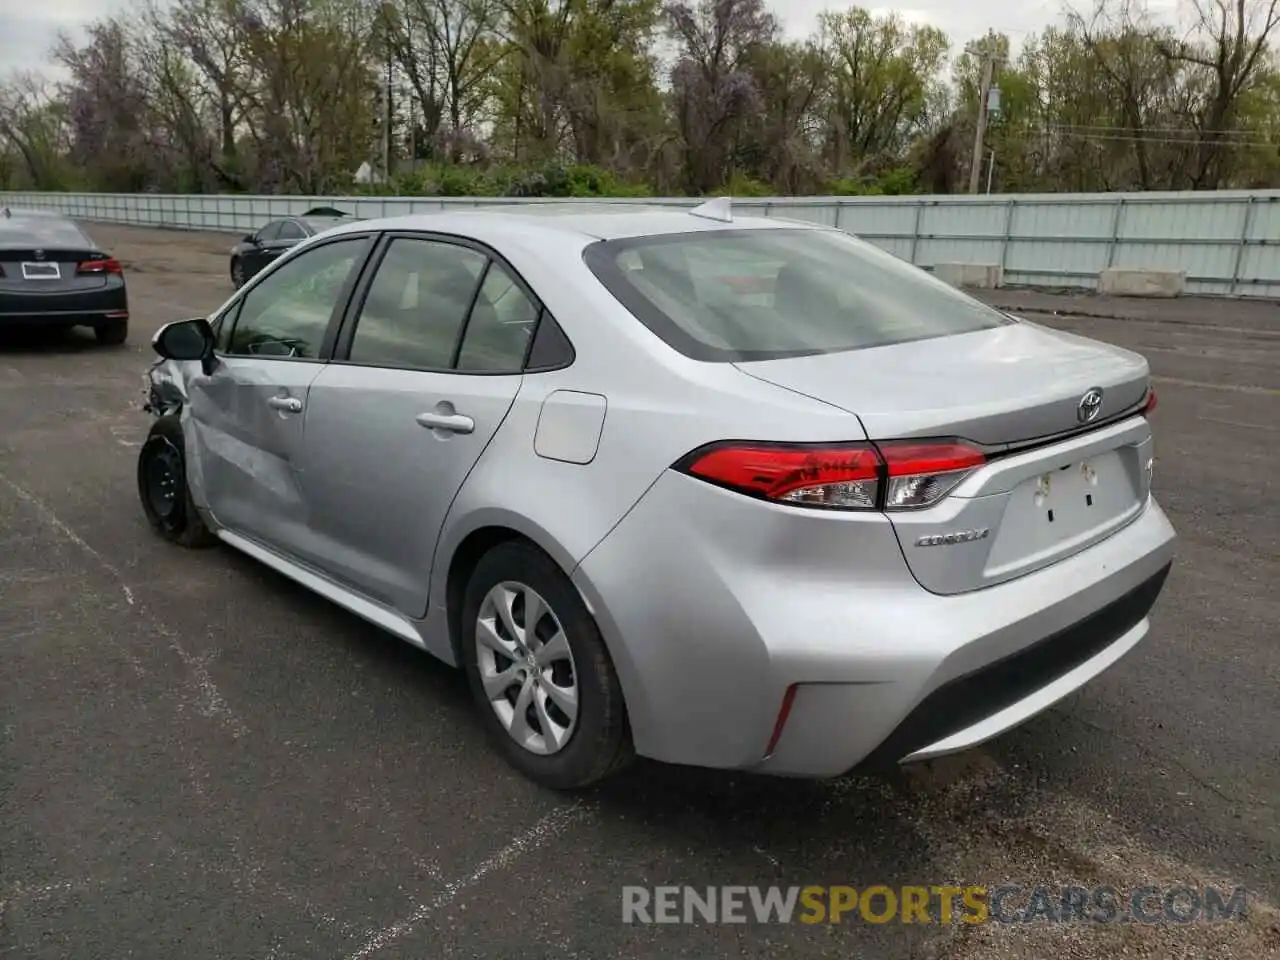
[136,205,1175,790]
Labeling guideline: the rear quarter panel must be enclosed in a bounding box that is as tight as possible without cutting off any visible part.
[429,228,872,622]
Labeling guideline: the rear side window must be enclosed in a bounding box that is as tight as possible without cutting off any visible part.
[456,262,540,372]
[583,228,1013,362]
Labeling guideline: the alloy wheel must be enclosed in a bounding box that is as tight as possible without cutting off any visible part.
[474,581,579,755]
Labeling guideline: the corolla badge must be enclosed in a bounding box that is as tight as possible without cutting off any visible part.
[915,529,990,547]
[1077,387,1104,424]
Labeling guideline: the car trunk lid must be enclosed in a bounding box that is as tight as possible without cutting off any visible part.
[735,321,1156,594]
[0,247,113,293]
[735,321,1149,445]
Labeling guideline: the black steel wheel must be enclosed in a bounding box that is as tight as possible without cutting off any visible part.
[137,415,217,548]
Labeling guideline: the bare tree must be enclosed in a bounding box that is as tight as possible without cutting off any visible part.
[664,0,777,192]
[0,73,71,188]
[1158,0,1280,187]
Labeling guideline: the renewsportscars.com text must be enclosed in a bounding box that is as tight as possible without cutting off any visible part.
[621,884,1248,925]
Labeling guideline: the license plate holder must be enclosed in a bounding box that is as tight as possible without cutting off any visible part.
[1032,457,1113,532]
[21,261,61,280]
[986,449,1140,567]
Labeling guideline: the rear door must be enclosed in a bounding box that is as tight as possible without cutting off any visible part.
[188,233,373,554]
[295,233,536,616]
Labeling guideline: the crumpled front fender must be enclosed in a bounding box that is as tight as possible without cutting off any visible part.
[143,357,190,417]
[141,358,213,513]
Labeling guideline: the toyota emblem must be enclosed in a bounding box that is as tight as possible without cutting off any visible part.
[1077,387,1104,424]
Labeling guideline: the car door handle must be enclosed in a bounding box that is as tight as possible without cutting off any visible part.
[416,412,474,434]
[267,396,303,413]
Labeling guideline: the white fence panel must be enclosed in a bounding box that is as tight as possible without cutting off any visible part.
[3,189,1278,297]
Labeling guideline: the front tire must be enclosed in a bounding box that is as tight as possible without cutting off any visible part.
[137,415,217,548]
[461,541,633,789]
[95,318,128,345]
[231,258,245,289]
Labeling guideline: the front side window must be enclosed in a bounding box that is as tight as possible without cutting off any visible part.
[583,228,1013,361]
[255,221,282,243]
[348,237,487,371]
[278,221,307,241]
[224,237,366,358]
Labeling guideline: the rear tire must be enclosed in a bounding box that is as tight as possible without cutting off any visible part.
[95,318,128,345]
[137,415,217,548]
[461,541,633,790]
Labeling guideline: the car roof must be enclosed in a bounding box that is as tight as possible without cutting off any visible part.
[323,204,829,245]
[0,208,94,250]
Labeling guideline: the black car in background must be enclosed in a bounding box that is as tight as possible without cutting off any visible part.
[0,207,130,345]
[229,207,357,288]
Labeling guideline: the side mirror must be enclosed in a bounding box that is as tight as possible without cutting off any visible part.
[153,317,216,373]
[243,232,257,244]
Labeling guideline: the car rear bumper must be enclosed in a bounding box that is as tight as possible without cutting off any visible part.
[571,470,1176,778]
[0,288,128,326]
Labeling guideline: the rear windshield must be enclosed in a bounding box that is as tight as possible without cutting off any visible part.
[0,215,91,250]
[582,228,1013,361]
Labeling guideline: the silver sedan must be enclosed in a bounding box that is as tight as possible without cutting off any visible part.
[138,200,1176,788]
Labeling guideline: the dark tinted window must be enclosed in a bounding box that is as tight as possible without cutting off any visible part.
[256,221,283,242]
[348,237,486,370]
[277,221,307,241]
[456,262,539,372]
[583,228,1013,362]
[525,313,573,370]
[225,238,365,358]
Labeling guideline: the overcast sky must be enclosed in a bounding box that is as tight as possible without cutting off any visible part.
[0,0,1097,81]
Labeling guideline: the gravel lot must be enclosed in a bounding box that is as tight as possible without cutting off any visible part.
[1,222,1277,959]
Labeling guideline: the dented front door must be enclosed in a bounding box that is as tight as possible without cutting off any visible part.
[187,356,324,552]
[181,233,373,556]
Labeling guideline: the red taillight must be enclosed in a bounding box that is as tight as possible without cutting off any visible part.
[77,257,123,275]
[675,438,986,511]
[877,440,986,510]
[1142,387,1157,416]
[679,441,882,509]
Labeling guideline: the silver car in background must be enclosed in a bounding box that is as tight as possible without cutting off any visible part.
[138,201,1175,789]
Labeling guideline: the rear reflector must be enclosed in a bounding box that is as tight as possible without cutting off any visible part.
[764,684,799,757]
[1141,387,1157,416]
[675,438,987,511]
[77,257,123,276]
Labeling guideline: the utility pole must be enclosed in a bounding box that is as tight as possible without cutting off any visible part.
[968,36,998,194]
[384,56,393,180]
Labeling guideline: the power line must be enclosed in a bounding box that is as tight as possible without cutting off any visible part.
[1044,122,1279,138]
[1041,129,1279,147]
